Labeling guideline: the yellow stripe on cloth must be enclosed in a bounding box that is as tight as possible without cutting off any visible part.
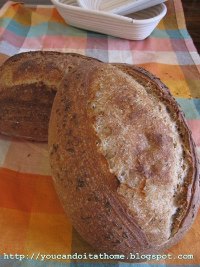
[2,2,65,26]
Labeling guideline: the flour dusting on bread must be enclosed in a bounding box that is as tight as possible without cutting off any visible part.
[91,65,189,245]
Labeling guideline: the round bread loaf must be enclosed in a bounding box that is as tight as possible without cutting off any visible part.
[0,51,98,141]
[49,60,200,256]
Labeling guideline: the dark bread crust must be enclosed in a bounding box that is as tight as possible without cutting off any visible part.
[48,60,200,256]
[0,51,99,141]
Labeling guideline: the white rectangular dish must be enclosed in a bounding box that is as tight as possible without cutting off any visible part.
[51,0,167,40]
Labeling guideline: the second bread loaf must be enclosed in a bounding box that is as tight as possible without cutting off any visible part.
[0,51,98,141]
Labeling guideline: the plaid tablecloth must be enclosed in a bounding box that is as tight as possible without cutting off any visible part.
[0,1,200,266]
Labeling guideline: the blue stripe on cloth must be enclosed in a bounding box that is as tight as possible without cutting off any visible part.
[176,98,200,119]
[151,29,190,39]
[175,52,196,65]
[0,18,191,39]
[85,31,108,39]
[194,99,200,114]
[0,19,87,37]
[0,40,19,55]
[86,49,109,62]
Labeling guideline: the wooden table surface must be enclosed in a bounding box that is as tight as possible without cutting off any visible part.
[182,0,200,53]
[0,0,199,53]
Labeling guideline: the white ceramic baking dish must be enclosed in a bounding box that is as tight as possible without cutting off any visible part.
[51,0,167,40]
